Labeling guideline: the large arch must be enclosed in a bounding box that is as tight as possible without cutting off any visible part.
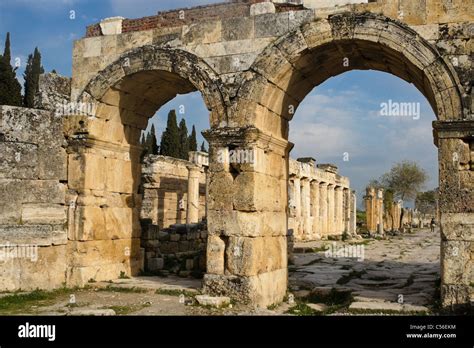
[202,13,471,310]
[65,46,227,286]
[233,12,464,137]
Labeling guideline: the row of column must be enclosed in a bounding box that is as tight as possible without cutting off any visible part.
[290,178,356,240]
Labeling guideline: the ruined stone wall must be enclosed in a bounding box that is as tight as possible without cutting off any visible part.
[0,106,68,291]
[141,222,208,278]
[140,155,207,229]
[288,158,355,241]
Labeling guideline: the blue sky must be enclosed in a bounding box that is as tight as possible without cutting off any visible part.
[0,0,438,207]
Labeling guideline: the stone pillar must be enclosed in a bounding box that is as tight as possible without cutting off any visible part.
[301,178,311,240]
[433,120,474,310]
[64,113,143,285]
[327,184,335,236]
[186,165,201,224]
[350,190,357,235]
[364,187,376,233]
[319,183,328,237]
[343,188,351,234]
[293,177,302,239]
[202,127,290,308]
[334,186,343,236]
[377,188,384,235]
[311,180,320,240]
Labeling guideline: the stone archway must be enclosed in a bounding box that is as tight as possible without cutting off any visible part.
[64,46,227,286]
[203,13,472,309]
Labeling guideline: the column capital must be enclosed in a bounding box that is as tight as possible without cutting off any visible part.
[202,126,292,155]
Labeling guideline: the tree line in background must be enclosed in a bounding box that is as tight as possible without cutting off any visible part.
[141,109,207,160]
[0,32,47,108]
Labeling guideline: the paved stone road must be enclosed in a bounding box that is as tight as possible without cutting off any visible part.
[289,228,440,313]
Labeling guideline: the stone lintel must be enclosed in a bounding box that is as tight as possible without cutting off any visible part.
[202,126,292,154]
[317,163,338,174]
[433,120,474,147]
[297,157,316,166]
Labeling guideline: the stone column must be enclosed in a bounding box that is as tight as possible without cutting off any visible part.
[327,184,335,236]
[293,177,302,239]
[334,186,343,236]
[311,180,320,240]
[319,183,328,237]
[202,127,290,308]
[350,191,357,235]
[364,187,375,233]
[343,188,351,234]
[433,120,474,310]
[377,188,384,235]
[301,178,311,240]
[186,165,201,224]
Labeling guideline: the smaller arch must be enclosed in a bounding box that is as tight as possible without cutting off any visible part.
[79,46,229,127]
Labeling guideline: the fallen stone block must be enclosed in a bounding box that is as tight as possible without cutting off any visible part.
[195,295,231,308]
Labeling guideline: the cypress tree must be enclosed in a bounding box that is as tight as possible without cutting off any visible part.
[188,125,197,152]
[149,124,159,155]
[200,141,207,153]
[178,118,189,160]
[0,33,22,106]
[23,47,44,107]
[160,109,180,158]
[4,32,11,63]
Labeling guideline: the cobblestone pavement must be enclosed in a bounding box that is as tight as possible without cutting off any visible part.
[288,227,440,314]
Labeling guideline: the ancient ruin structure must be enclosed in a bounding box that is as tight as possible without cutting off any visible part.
[0,0,472,310]
[364,186,429,234]
[289,158,356,241]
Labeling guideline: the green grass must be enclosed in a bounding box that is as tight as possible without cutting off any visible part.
[0,287,79,314]
[286,303,322,316]
[97,286,148,293]
[349,240,371,246]
[312,245,329,253]
[347,307,429,315]
[286,288,354,315]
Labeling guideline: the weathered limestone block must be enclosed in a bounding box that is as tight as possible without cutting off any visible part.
[21,203,67,225]
[0,245,67,292]
[68,238,141,269]
[225,236,287,277]
[0,142,39,179]
[34,73,71,111]
[202,268,287,307]
[182,20,222,45]
[0,106,65,147]
[222,17,255,41]
[255,12,290,38]
[206,234,226,275]
[0,225,67,246]
[233,172,285,212]
[441,240,471,285]
[441,213,474,241]
[100,17,124,36]
[250,2,275,17]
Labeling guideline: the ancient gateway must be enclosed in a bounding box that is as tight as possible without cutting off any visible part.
[0,0,472,310]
